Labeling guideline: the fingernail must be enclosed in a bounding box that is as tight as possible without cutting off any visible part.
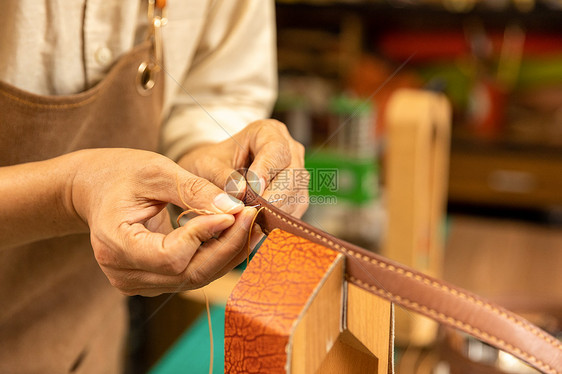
[213,193,243,213]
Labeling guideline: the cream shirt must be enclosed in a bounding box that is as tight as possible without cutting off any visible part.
[0,0,277,161]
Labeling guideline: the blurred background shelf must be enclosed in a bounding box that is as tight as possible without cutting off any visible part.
[449,132,562,210]
[275,0,562,217]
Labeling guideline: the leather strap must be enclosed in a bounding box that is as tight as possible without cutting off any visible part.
[440,298,562,374]
[243,188,562,373]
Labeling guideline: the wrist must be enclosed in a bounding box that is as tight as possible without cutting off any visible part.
[0,151,91,249]
[60,150,93,234]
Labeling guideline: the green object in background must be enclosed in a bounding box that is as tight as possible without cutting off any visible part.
[417,63,472,110]
[416,55,562,110]
[329,94,372,116]
[149,305,226,374]
[517,55,562,89]
[305,151,378,205]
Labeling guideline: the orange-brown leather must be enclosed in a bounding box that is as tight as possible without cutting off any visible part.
[225,229,341,373]
[0,41,163,373]
[242,188,562,374]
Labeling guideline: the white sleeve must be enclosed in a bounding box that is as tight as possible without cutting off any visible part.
[160,0,277,161]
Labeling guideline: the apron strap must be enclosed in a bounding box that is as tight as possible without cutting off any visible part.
[146,0,167,72]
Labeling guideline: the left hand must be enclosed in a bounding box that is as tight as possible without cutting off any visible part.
[178,119,309,218]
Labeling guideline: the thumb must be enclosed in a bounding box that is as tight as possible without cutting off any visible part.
[121,214,235,275]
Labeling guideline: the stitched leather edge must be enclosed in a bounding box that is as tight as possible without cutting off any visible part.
[245,190,562,374]
[349,276,554,374]
[266,206,561,373]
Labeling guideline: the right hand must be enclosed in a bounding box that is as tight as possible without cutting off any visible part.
[71,148,257,296]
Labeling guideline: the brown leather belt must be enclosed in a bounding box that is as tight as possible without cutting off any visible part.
[243,188,562,374]
[439,298,562,373]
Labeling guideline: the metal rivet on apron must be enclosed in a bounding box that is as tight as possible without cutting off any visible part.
[136,62,155,95]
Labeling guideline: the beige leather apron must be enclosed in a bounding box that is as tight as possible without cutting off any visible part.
[0,37,164,373]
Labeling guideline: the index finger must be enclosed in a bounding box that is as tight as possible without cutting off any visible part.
[247,128,292,193]
[138,158,244,214]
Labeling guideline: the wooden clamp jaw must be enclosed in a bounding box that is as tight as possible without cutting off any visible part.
[384,88,451,346]
[225,229,393,374]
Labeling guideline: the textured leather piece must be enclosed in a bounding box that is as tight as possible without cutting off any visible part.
[225,229,341,373]
[243,188,562,374]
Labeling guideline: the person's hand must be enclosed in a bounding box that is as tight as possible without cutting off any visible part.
[71,148,258,296]
[178,119,309,218]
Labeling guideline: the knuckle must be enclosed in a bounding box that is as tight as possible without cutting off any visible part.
[135,159,171,187]
[160,255,188,275]
[108,277,129,293]
[92,245,114,268]
[253,118,289,134]
[186,268,208,289]
[209,168,227,188]
[266,143,291,168]
[281,147,292,166]
[273,121,291,137]
[268,118,286,129]
[295,141,306,157]
[136,162,162,179]
[183,177,209,200]
[261,158,283,177]
[181,228,210,250]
